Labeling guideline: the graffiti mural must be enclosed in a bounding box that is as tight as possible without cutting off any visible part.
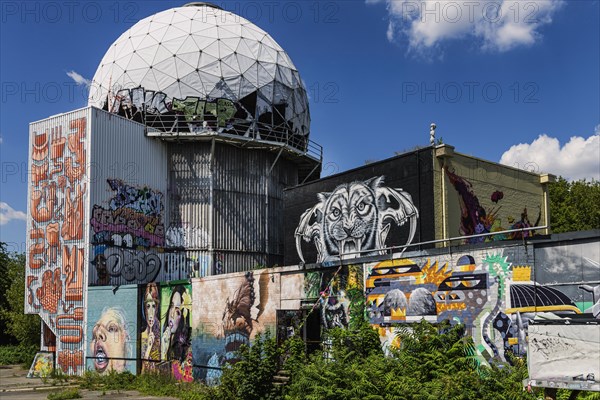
[27,352,54,378]
[295,176,419,263]
[26,114,88,374]
[303,265,364,331]
[161,282,193,382]
[165,224,209,249]
[444,167,541,243]
[90,179,165,285]
[140,283,161,373]
[90,179,164,248]
[365,249,583,363]
[105,86,308,151]
[191,269,277,382]
[85,285,137,374]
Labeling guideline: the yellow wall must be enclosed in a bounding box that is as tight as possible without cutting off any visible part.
[433,145,549,244]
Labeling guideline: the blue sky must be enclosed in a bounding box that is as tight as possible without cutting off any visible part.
[1,0,599,249]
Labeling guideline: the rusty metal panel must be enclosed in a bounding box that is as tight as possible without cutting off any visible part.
[88,108,169,287]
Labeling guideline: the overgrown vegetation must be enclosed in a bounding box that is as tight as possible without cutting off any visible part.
[0,344,39,366]
[549,177,600,233]
[284,320,538,400]
[0,243,40,346]
[47,388,82,400]
[0,243,41,367]
[65,320,597,400]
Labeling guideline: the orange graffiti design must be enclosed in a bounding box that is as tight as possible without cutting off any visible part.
[46,223,60,264]
[30,182,56,223]
[32,132,49,161]
[64,118,86,186]
[50,126,66,159]
[436,302,467,313]
[421,260,452,286]
[26,276,38,305]
[36,269,62,314]
[62,246,84,302]
[28,227,46,270]
[57,350,83,374]
[49,126,66,178]
[31,163,48,187]
[56,308,84,344]
[61,183,86,241]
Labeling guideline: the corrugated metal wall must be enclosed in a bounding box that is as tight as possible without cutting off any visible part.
[26,107,91,374]
[168,142,298,274]
[88,109,179,286]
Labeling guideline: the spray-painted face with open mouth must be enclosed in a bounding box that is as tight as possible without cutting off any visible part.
[90,308,128,373]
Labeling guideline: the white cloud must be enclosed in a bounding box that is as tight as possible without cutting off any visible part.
[499,131,600,181]
[370,0,563,54]
[67,70,91,86]
[0,202,27,225]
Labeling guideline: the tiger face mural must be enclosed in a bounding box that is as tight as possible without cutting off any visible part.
[295,176,419,263]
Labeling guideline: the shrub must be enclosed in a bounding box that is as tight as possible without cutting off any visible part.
[47,388,81,400]
[0,344,39,367]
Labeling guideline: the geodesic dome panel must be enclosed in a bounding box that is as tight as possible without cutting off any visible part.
[88,3,310,150]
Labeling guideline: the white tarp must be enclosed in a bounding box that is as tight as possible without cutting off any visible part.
[528,322,600,381]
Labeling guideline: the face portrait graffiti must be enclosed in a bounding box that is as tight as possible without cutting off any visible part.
[141,283,161,370]
[90,307,130,374]
[161,285,191,364]
[168,291,182,334]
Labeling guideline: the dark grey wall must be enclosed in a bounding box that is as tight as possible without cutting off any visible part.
[283,148,435,265]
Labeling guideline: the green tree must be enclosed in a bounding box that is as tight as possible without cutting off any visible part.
[0,243,40,346]
[0,243,12,343]
[217,331,282,400]
[549,177,600,233]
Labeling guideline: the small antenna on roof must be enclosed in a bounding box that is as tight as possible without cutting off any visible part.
[430,123,436,145]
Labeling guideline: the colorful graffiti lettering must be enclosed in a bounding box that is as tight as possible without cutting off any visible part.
[93,246,161,284]
[171,96,236,127]
[90,180,164,249]
[90,179,165,285]
[106,86,308,151]
[106,179,163,216]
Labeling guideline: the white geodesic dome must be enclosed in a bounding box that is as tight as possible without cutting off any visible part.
[88,2,310,148]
